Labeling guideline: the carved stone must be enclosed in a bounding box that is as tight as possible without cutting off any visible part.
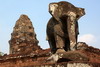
[9,14,42,54]
[47,1,85,54]
[47,51,89,63]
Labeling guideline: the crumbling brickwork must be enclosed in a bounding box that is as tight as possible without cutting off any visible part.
[0,1,99,67]
[0,46,100,67]
[9,15,42,54]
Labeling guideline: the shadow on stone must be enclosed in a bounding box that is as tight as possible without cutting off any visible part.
[57,58,72,63]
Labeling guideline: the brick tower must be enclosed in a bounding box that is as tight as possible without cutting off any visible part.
[9,14,41,54]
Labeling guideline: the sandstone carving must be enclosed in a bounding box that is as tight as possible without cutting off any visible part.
[9,14,41,54]
[47,1,85,54]
[0,1,99,67]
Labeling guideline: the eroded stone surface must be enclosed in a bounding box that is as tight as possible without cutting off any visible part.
[0,44,100,67]
[9,14,42,54]
[47,51,89,63]
[47,1,85,54]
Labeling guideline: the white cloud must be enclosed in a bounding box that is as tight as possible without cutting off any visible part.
[78,34,95,44]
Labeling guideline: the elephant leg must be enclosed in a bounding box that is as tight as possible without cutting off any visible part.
[54,35,66,53]
[48,37,57,54]
[67,12,77,51]
[55,35,65,49]
[54,24,65,52]
[64,37,70,51]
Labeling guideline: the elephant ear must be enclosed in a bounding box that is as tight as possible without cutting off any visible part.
[49,3,59,21]
[53,7,60,21]
[49,3,63,23]
[76,8,85,20]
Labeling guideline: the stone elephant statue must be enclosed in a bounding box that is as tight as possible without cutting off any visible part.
[47,1,85,54]
[46,17,79,54]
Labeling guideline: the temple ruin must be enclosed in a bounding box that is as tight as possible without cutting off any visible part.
[9,15,41,54]
[0,1,99,67]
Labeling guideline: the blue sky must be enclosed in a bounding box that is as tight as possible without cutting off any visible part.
[0,0,100,54]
